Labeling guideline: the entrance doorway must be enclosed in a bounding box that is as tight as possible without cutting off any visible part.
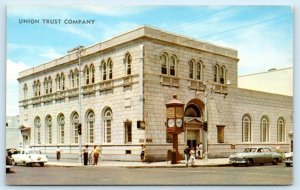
[187,140,197,149]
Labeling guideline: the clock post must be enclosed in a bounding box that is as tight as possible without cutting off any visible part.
[166,94,185,164]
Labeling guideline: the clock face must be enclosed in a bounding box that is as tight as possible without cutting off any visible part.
[176,119,183,127]
[168,119,174,127]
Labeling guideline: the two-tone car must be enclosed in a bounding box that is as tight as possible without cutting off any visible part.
[229,147,283,166]
[12,148,48,167]
[283,152,293,167]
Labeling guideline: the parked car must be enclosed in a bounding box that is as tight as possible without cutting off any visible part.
[12,148,48,167]
[6,151,13,173]
[283,152,293,167]
[229,147,283,166]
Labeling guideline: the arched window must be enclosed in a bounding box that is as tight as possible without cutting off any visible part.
[242,114,252,142]
[61,73,65,90]
[102,61,107,81]
[34,80,41,96]
[74,69,79,87]
[71,112,79,144]
[86,110,95,143]
[58,114,65,144]
[188,59,194,79]
[56,74,61,91]
[185,104,201,117]
[48,77,52,93]
[196,61,203,80]
[260,116,269,142]
[108,59,113,80]
[169,55,176,76]
[70,70,75,88]
[125,53,132,75]
[23,83,28,99]
[214,65,219,83]
[220,66,226,84]
[44,77,48,94]
[34,116,41,144]
[84,65,89,85]
[277,117,285,142]
[91,64,95,84]
[161,53,168,75]
[104,108,112,143]
[46,116,52,144]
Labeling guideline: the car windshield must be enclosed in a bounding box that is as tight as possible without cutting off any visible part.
[28,150,42,154]
[244,148,257,153]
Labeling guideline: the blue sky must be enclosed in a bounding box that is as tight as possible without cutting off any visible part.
[6,5,293,115]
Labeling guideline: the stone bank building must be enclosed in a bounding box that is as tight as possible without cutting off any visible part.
[18,26,293,161]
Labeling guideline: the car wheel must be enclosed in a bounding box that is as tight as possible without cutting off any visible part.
[285,163,291,167]
[14,162,17,166]
[40,163,44,167]
[245,159,253,167]
[272,158,278,165]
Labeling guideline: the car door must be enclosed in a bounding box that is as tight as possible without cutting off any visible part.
[255,148,265,163]
[263,148,273,163]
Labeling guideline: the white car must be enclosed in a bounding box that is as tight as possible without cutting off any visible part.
[12,148,48,167]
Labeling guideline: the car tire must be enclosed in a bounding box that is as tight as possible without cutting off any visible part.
[40,163,44,167]
[245,159,253,167]
[272,158,278,165]
[285,163,291,167]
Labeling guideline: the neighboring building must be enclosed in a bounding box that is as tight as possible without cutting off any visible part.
[6,116,22,149]
[238,67,293,96]
[17,26,293,161]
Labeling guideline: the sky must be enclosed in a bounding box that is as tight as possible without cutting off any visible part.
[6,5,293,116]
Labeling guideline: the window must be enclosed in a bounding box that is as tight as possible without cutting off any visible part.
[220,66,226,84]
[61,73,65,90]
[35,117,41,144]
[23,84,28,99]
[44,78,48,94]
[214,65,219,83]
[104,108,112,143]
[260,116,269,142]
[101,61,107,81]
[49,77,52,93]
[56,74,61,91]
[58,114,65,144]
[37,80,41,96]
[242,114,252,142]
[217,125,225,143]
[277,117,285,142]
[108,59,113,80]
[196,61,202,80]
[46,116,52,144]
[91,64,95,84]
[87,110,95,143]
[125,53,132,75]
[84,66,89,85]
[125,121,132,143]
[70,70,75,88]
[188,59,194,79]
[161,53,168,75]
[75,69,79,87]
[71,112,79,144]
[170,55,176,76]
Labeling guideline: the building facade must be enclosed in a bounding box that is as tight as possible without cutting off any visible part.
[18,26,293,161]
[6,116,23,149]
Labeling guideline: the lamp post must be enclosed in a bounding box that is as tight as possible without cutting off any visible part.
[68,45,84,166]
[203,79,230,164]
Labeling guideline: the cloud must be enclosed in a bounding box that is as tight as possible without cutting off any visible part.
[39,48,63,60]
[6,59,31,116]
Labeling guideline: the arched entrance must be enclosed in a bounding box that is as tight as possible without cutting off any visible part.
[184,99,205,150]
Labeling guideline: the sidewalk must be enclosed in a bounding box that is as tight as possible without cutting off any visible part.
[46,158,231,168]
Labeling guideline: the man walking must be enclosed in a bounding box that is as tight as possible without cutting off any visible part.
[184,146,190,167]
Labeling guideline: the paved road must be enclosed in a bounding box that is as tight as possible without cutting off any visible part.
[6,164,292,185]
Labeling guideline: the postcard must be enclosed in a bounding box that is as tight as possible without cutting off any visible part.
[5,4,293,185]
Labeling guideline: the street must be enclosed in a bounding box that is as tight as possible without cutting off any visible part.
[6,164,292,185]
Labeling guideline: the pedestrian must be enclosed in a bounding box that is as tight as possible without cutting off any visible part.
[83,145,89,166]
[141,144,146,162]
[92,145,101,165]
[275,144,281,153]
[56,146,61,161]
[189,147,196,167]
[198,142,203,159]
[184,146,190,167]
